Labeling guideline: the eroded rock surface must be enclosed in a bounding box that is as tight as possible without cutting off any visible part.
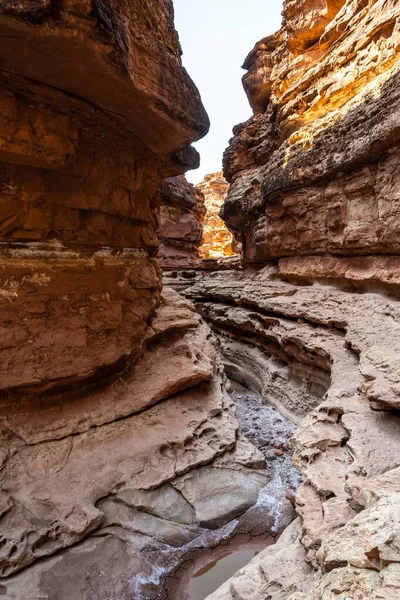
[200,2,400,597]
[3,0,400,597]
[198,172,236,259]
[0,0,209,391]
[157,175,206,269]
[0,2,278,598]
[222,0,400,287]
[181,266,400,600]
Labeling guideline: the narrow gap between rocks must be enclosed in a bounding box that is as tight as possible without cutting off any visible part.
[162,370,302,600]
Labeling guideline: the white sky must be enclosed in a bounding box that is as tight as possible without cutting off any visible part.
[173,0,283,184]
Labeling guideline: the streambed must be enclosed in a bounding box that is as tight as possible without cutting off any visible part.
[162,380,301,600]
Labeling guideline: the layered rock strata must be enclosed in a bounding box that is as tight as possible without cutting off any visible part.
[157,175,206,269]
[222,0,400,293]
[198,172,236,259]
[176,0,400,597]
[1,283,282,598]
[186,268,400,600]
[0,0,210,391]
[0,3,276,598]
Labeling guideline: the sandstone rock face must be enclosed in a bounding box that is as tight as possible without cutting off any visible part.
[4,0,400,598]
[0,2,279,597]
[198,172,236,259]
[157,175,206,269]
[223,0,400,290]
[0,7,283,597]
[0,287,274,598]
[0,0,208,391]
[164,1,400,598]
[202,5,400,593]
[183,268,400,600]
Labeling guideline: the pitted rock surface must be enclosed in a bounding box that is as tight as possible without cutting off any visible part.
[181,267,400,600]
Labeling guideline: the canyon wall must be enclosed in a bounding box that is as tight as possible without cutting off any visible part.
[190,1,400,598]
[0,3,275,598]
[158,172,238,272]
[198,172,236,259]
[222,0,400,292]
[157,175,206,269]
[0,0,209,392]
[2,0,400,598]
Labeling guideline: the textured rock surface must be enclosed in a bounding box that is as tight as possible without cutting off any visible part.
[0,0,208,391]
[198,172,236,259]
[0,3,289,597]
[0,3,282,597]
[165,1,400,598]
[157,175,206,269]
[3,0,400,597]
[0,288,273,597]
[222,0,400,288]
[180,267,400,600]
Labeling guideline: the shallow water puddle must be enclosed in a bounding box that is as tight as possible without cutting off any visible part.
[189,550,256,600]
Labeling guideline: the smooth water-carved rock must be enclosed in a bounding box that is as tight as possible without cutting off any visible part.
[0,2,277,597]
[182,265,400,600]
[1,287,276,597]
[173,466,269,529]
[222,0,400,290]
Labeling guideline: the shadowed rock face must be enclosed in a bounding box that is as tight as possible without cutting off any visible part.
[157,173,239,271]
[157,175,206,269]
[0,0,208,391]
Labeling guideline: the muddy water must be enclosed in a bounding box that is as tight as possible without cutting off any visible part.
[164,381,300,600]
[164,534,275,600]
[189,550,257,600]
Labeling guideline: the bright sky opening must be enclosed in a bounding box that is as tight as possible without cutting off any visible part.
[173,0,283,184]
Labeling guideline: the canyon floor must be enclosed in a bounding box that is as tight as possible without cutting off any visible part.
[1,0,400,598]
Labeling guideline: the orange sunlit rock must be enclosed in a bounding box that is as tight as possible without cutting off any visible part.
[198,172,236,259]
[222,0,400,273]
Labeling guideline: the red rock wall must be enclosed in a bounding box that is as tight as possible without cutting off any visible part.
[222,0,400,289]
[198,2,400,599]
[0,5,290,598]
[0,0,208,391]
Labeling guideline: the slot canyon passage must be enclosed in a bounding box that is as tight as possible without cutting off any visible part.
[1,0,400,598]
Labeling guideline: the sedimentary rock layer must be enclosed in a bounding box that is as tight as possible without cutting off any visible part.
[0,0,208,390]
[0,287,275,598]
[175,1,400,598]
[185,266,400,600]
[222,0,400,287]
[0,3,279,597]
[198,172,236,259]
[157,175,206,269]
